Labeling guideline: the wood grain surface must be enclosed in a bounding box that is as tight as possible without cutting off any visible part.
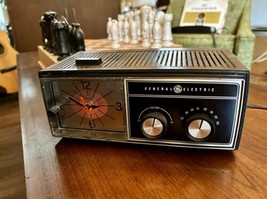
[0,93,26,199]
[19,52,267,199]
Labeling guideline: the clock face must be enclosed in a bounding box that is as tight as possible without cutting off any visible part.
[51,78,124,132]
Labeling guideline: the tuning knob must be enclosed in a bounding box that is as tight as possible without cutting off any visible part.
[140,112,167,139]
[186,114,214,141]
[47,105,60,117]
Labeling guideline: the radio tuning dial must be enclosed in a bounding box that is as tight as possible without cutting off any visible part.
[140,112,167,139]
[186,114,215,141]
[47,105,60,117]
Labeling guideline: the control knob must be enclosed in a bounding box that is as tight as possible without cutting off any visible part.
[186,114,215,141]
[140,112,167,139]
[47,105,60,117]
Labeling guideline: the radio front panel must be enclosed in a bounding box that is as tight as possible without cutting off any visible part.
[125,79,244,149]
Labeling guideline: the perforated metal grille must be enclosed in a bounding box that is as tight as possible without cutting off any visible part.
[49,49,236,70]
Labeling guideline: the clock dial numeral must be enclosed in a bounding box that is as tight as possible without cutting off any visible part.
[80,80,91,90]
[116,102,122,111]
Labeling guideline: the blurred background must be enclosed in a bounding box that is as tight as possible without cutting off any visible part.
[0,0,265,53]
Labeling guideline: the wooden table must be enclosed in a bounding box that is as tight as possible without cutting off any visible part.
[18,52,267,199]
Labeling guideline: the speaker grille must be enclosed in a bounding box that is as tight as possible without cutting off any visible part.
[49,48,237,70]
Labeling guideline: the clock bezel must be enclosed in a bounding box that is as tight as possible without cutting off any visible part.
[40,77,127,139]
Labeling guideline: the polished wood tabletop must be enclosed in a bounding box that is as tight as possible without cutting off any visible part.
[18,52,267,199]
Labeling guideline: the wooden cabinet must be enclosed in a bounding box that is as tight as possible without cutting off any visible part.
[6,0,120,52]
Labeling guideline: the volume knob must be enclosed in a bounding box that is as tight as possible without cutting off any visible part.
[140,112,167,139]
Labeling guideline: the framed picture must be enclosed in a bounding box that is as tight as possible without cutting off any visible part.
[180,0,228,33]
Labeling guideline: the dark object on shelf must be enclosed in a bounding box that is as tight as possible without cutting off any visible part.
[39,11,57,53]
[39,11,85,61]
[172,26,216,34]
[71,23,85,52]
[54,20,71,61]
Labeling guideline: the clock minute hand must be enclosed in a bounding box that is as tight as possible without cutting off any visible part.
[68,96,84,107]
[89,104,100,109]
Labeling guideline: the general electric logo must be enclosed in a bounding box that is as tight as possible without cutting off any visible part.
[173,85,183,93]
[143,84,215,94]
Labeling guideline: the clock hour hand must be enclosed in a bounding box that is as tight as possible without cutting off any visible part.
[68,96,84,107]
[68,96,100,110]
[88,104,100,109]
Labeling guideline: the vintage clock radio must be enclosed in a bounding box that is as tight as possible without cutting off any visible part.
[39,48,249,150]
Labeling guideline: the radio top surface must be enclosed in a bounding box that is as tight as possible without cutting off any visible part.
[39,48,249,77]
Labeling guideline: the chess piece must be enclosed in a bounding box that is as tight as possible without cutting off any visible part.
[151,18,162,48]
[162,13,173,47]
[155,10,165,29]
[148,10,155,40]
[125,11,134,24]
[39,15,49,50]
[141,20,150,47]
[70,23,77,53]
[141,5,151,47]
[110,20,120,49]
[134,10,141,40]
[123,17,130,43]
[72,23,86,52]
[70,23,78,53]
[43,11,57,53]
[118,14,124,42]
[54,20,71,61]
[107,17,112,40]
[130,20,138,44]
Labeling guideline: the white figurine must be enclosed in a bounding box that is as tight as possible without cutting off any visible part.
[151,18,162,48]
[130,20,138,44]
[118,14,124,42]
[107,17,112,40]
[125,11,134,24]
[123,17,130,43]
[134,10,141,40]
[148,10,155,40]
[141,5,151,47]
[155,10,165,27]
[162,13,173,47]
[110,20,120,49]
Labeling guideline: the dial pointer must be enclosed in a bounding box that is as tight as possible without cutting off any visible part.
[89,104,100,109]
[68,96,84,107]
[199,120,203,129]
